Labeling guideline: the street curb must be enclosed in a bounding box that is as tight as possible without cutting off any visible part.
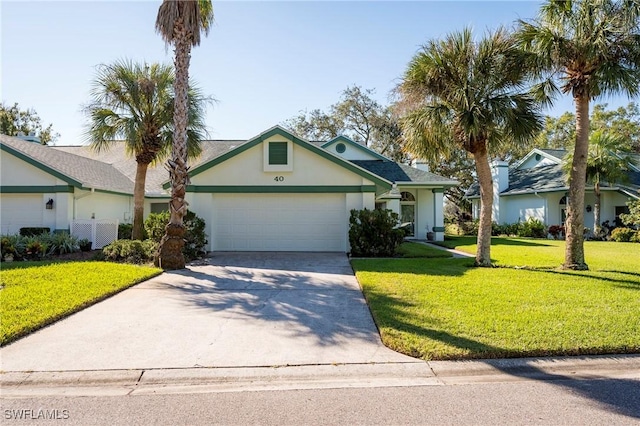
[2,355,639,397]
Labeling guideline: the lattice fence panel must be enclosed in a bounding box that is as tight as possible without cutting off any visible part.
[94,220,118,249]
[71,221,93,242]
[71,219,119,249]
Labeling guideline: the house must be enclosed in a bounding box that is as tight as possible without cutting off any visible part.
[0,126,457,251]
[466,148,640,229]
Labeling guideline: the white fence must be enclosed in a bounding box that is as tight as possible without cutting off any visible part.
[71,219,119,249]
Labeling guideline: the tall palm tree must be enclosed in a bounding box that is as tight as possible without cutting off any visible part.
[155,0,214,270]
[517,0,640,270]
[397,27,543,266]
[565,130,636,236]
[86,60,209,240]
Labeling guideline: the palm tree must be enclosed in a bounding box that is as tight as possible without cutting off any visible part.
[85,59,209,240]
[155,0,214,270]
[517,0,640,270]
[397,27,543,266]
[565,130,636,236]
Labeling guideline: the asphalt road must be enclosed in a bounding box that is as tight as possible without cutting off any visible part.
[2,378,639,425]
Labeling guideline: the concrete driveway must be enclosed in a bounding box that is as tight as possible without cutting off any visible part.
[0,253,414,372]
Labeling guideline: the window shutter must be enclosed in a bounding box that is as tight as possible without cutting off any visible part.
[269,142,288,165]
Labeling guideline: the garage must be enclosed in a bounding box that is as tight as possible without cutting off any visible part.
[0,195,44,234]
[211,193,347,252]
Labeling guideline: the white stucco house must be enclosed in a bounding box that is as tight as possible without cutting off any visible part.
[1,126,457,252]
[466,148,640,229]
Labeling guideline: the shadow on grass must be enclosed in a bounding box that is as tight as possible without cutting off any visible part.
[365,287,640,419]
[438,236,554,249]
[516,267,640,289]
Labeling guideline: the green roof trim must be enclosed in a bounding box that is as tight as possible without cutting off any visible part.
[321,135,390,161]
[0,185,74,194]
[163,126,392,190]
[186,185,377,193]
[0,143,83,187]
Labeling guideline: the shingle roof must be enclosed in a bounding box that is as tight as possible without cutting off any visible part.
[350,160,457,184]
[3,135,458,194]
[1,134,134,194]
[56,140,244,196]
[466,162,640,198]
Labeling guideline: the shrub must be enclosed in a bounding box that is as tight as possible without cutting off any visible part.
[445,223,465,236]
[348,209,404,257]
[78,239,92,252]
[548,225,565,240]
[19,227,50,237]
[620,200,640,228]
[102,239,157,264]
[48,232,79,255]
[144,210,208,261]
[23,236,49,260]
[118,223,133,240]
[611,227,636,242]
[517,218,546,238]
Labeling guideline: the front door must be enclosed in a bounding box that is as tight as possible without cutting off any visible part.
[401,204,415,236]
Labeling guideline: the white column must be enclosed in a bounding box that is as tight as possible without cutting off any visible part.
[433,189,445,241]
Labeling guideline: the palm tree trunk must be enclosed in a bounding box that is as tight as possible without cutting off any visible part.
[564,95,589,270]
[132,162,149,240]
[155,18,191,270]
[473,147,493,267]
[593,181,601,237]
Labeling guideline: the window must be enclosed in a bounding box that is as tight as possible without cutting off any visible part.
[401,191,415,202]
[269,141,288,165]
[150,202,169,213]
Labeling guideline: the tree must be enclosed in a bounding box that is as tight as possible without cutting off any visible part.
[155,0,214,270]
[0,103,59,144]
[564,130,636,236]
[517,0,640,270]
[85,59,209,240]
[397,27,543,267]
[283,85,409,162]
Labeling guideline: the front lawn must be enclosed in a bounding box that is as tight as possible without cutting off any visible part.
[397,241,452,258]
[353,238,640,360]
[0,261,161,345]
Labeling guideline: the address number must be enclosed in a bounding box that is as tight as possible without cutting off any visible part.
[274,176,285,182]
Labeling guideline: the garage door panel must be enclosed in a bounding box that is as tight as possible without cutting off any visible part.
[212,193,346,252]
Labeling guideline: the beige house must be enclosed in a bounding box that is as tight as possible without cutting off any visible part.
[1,126,457,251]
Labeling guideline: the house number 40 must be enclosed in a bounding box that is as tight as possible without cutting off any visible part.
[274,176,284,182]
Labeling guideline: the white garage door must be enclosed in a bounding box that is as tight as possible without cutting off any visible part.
[212,193,346,251]
[0,195,44,234]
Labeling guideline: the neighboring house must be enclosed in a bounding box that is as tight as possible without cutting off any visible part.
[1,126,457,251]
[466,148,640,229]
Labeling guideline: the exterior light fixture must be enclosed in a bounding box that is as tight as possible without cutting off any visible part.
[586,205,592,213]
[45,198,54,210]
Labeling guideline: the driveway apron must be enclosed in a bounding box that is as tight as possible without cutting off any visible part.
[0,253,414,371]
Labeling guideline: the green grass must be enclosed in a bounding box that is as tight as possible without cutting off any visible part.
[353,237,640,360]
[0,261,161,345]
[397,241,453,258]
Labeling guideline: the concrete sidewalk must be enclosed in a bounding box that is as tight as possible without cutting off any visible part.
[0,253,415,372]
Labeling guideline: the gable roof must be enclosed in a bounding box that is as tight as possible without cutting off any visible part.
[172,125,394,190]
[351,160,458,186]
[513,148,565,170]
[1,134,134,194]
[466,162,640,199]
[321,135,390,161]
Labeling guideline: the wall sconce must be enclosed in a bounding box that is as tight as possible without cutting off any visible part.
[586,205,592,213]
[45,198,54,210]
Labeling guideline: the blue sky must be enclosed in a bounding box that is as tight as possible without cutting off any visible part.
[1,1,636,145]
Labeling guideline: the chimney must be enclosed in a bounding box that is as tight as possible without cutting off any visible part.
[491,161,509,193]
[415,160,429,172]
